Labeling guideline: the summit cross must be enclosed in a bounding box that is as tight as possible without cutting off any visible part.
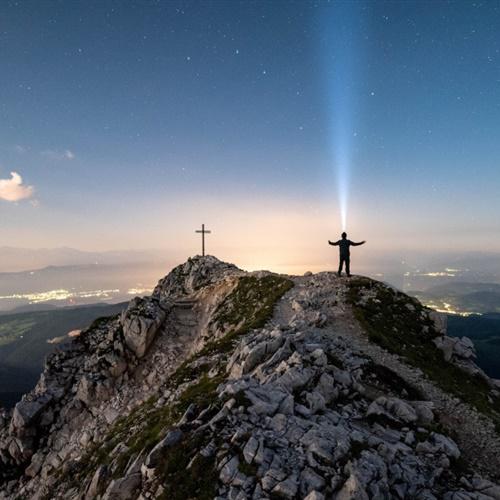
[195,223,211,257]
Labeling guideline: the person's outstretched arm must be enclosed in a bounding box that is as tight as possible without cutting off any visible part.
[351,240,366,246]
[328,240,340,246]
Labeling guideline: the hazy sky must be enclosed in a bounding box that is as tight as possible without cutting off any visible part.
[1,0,499,271]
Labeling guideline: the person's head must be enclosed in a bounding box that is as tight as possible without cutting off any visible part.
[341,232,347,239]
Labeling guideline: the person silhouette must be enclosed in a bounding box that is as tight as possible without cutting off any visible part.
[328,232,366,277]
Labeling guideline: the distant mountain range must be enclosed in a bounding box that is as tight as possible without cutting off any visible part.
[0,246,171,273]
[0,261,172,311]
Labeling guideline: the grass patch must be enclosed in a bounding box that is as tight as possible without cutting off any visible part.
[169,358,212,386]
[347,278,500,431]
[0,318,36,346]
[199,275,293,357]
[158,433,218,500]
[50,273,293,496]
[238,458,258,476]
[177,374,225,415]
[362,361,423,400]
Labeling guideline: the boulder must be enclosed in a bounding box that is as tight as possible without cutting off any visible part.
[219,455,239,484]
[416,433,460,459]
[243,436,259,464]
[25,452,44,477]
[76,377,112,407]
[367,397,418,424]
[102,472,141,500]
[300,467,326,496]
[433,336,455,362]
[11,394,52,431]
[410,401,435,424]
[85,465,108,499]
[144,428,183,468]
[454,337,476,360]
[336,473,369,500]
[121,297,167,358]
[429,311,447,335]
[272,474,299,498]
[304,492,325,500]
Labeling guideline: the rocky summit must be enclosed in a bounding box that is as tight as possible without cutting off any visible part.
[1,256,500,500]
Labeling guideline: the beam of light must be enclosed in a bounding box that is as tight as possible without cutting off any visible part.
[320,2,368,232]
[336,146,349,232]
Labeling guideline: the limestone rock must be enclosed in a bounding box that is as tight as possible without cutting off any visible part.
[11,394,52,431]
[366,396,418,424]
[85,465,108,499]
[429,311,447,335]
[102,472,141,500]
[121,297,167,358]
[144,428,183,468]
[1,257,499,500]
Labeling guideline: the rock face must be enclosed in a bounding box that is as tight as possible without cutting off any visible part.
[1,257,500,500]
[121,297,168,358]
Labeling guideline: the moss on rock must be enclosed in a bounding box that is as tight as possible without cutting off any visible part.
[347,277,500,430]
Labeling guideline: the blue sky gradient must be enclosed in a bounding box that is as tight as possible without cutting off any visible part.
[0,0,499,269]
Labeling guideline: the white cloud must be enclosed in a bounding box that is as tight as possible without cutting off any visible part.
[0,172,34,202]
[41,149,75,160]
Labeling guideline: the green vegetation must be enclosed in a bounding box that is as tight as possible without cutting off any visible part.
[55,274,293,497]
[347,277,500,430]
[200,275,294,357]
[0,318,36,346]
[0,303,127,408]
[158,433,217,500]
[66,367,223,489]
[170,275,293,386]
[361,361,423,400]
[238,457,258,477]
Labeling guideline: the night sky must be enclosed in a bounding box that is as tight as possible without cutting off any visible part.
[1,0,499,271]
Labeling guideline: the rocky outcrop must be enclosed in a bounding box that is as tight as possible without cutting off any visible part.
[121,297,168,358]
[1,257,500,499]
[152,255,241,303]
[0,256,242,494]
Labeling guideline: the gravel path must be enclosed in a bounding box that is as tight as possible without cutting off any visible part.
[274,272,500,480]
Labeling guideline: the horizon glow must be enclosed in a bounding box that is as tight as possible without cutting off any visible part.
[0,1,499,266]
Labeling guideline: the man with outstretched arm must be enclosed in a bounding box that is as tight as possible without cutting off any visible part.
[328,232,366,277]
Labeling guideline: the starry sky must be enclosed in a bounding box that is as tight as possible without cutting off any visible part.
[1,0,499,272]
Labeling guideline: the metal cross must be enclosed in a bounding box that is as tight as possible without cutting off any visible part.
[195,223,211,256]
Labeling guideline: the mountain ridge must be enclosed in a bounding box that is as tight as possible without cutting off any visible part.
[1,256,500,499]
